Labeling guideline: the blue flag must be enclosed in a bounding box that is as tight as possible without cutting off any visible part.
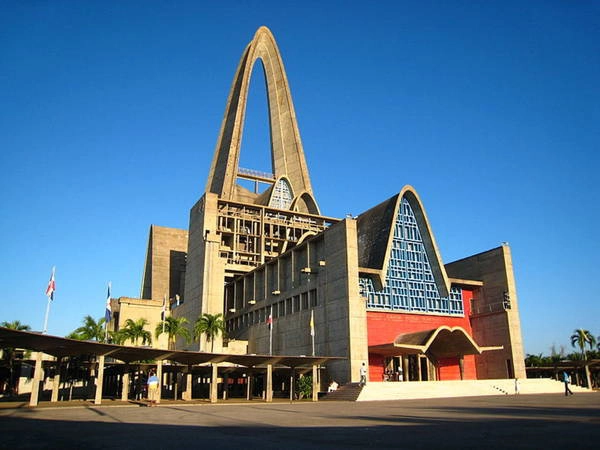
[105,282,112,322]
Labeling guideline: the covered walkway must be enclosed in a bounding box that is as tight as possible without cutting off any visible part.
[0,327,341,407]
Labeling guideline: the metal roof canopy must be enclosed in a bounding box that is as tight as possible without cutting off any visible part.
[0,327,342,368]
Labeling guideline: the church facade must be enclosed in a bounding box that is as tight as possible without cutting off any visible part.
[113,27,526,385]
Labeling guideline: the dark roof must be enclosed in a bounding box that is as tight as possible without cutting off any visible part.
[356,193,398,270]
[0,327,342,368]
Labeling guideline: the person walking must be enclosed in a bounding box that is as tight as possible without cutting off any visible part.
[563,371,573,396]
[359,362,367,387]
[147,370,160,406]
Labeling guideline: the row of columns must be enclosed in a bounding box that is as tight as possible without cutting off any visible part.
[29,356,319,407]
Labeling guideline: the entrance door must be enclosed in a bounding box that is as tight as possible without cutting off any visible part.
[419,356,428,381]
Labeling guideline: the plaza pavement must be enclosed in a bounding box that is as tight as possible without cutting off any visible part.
[1,393,598,449]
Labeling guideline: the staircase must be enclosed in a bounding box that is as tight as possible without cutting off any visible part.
[320,379,591,402]
[356,378,591,402]
[322,382,364,401]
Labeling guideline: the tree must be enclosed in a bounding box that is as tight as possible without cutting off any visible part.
[69,315,106,342]
[155,316,191,349]
[524,353,543,367]
[570,329,596,361]
[121,318,152,346]
[1,320,31,397]
[194,313,225,352]
[108,329,127,345]
[570,328,596,388]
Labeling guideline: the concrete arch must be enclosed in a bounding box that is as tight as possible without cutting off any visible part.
[392,326,487,357]
[206,26,316,208]
[290,190,321,215]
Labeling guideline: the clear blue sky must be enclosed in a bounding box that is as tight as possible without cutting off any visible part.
[1,1,598,356]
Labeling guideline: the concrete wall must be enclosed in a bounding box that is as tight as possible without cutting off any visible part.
[115,297,168,349]
[445,244,526,379]
[140,225,188,302]
[176,193,225,352]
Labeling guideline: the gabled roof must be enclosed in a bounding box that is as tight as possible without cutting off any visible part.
[356,186,450,296]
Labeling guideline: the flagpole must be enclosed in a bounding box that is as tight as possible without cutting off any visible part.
[162,294,166,335]
[311,311,315,357]
[43,266,56,334]
[269,305,273,356]
[105,282,112,342]
[42,297,51,334]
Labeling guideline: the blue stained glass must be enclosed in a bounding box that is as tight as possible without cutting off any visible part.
[360,197,463,315]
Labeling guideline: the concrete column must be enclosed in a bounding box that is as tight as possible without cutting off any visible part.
[402,356,409,382]
[94,355,105,405]
[51,359,62,402]
[29,353,44,407]
[417,356,422,381]
[312,365,318,402]
[222,373,229,400]
[459,356,465,381]
[266,364,273,403]
[121,364,130,402]
[156,360,163,404]
[184,366,193,401]
[210,364,218,403]
[246,370,252,400]
[289,368,294,403]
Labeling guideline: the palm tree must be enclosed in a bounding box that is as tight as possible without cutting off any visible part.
[121,318,152,346]
[194,313,225,352]
[155,316,191,349]
[69,315,106,342]
[570,329,595,360]
[108,329,127,345]
[1,320,30,332]
[524,353,543,367]
[570,328,596,388]
[1,320,31,397]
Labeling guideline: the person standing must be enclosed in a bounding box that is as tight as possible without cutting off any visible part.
[147,370,160,406]
[359,363,367,387]
[514,378,520,395]
[563,371,573,396]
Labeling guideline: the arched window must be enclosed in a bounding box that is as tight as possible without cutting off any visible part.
[269,178,293,210]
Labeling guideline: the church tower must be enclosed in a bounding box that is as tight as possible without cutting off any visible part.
[177,27,336,351]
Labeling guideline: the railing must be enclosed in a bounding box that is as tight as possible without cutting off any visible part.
[470,300,510,316]
[238,167,275,180]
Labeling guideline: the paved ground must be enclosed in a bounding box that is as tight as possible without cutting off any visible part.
[1,393,599,449]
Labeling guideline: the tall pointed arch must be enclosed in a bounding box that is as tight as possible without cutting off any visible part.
[357,186,451,298]
[206,26,317,212]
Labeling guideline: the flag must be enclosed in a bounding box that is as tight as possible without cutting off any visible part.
[267,306,273,330]
[105,282,112,322]
[310,309,315,337]
[45,267,56,301]
[161,295,167,321]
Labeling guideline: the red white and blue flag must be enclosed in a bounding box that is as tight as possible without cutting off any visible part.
[45,267,56,301]
[105,282,112,322]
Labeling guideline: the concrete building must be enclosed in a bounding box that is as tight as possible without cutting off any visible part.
[112,26,525,386]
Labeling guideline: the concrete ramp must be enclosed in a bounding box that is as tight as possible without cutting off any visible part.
[356,378,590,401]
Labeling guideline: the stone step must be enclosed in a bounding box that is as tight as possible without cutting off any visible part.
[322,382,363,401]
[355,378,591,402]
